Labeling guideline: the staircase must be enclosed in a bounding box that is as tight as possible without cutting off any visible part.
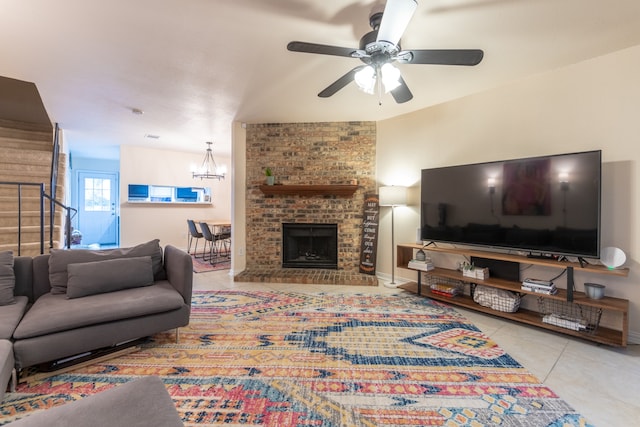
[0,119,66,256]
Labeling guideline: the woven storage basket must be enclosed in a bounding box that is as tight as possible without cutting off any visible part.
[473,285,521,313]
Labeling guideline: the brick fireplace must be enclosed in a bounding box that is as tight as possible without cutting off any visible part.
[236,121,378,286]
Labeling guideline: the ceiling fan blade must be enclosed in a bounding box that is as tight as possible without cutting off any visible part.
[318,66,365,98]
[390,76,413,103]
[287,41,357,58]
[407,49,484,66]
[376,0,418,46]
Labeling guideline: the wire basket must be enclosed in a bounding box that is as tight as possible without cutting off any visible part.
[472,284,521,313]
[538,298,602,334]
[424,274,466,298]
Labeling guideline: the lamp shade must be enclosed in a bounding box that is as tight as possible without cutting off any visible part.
[355,65,376,94]
[379,186,407,206]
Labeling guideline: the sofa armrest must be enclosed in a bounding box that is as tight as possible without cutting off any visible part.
[163,245,193,306]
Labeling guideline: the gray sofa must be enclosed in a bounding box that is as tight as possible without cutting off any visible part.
[1,239,192,398]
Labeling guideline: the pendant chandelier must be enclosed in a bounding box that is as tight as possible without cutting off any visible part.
[192,141,226,180]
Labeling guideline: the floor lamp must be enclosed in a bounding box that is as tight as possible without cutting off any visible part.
[379,186,407,286]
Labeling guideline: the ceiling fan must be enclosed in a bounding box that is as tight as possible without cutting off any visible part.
[287,0,484,104]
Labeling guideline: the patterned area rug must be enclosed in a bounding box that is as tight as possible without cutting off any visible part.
[1,290,591,426]
[191,254,230,273]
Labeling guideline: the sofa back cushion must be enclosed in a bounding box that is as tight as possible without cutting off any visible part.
[0,251,15,306]
[66,256,155,298]
[49,239,165,295]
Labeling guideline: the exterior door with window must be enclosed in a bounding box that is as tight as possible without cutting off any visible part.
[77,171,119,246]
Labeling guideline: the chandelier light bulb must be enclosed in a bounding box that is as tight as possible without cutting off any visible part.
[381,63,401,92]
[354,66,376,94]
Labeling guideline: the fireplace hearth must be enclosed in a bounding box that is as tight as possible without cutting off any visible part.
[282,223,338,269]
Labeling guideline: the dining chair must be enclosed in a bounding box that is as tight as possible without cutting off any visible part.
[199,222,218,264]
[215,225,231,258]
[186,219,203,258]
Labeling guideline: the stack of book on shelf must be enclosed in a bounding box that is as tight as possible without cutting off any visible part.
[430,282,462,298]
[521,278,557,295]
[408,258,434,272]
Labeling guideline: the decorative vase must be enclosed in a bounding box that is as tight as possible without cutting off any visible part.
[266,176,275,185]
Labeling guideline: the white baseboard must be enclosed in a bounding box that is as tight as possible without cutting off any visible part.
[376,272,411,288]
[627,330,640,345]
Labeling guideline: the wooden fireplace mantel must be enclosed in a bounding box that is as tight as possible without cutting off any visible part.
[258,184,358,197]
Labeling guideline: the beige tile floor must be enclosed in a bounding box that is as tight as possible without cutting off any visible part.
[194,269,640,427]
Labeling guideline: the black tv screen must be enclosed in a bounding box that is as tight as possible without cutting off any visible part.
[420,150,601,258]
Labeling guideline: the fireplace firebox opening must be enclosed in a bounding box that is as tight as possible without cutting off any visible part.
[282,223,338,269]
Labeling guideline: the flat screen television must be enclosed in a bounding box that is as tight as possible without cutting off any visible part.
[420,150,601,258]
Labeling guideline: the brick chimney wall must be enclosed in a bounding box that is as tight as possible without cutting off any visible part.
[245,121,376,272]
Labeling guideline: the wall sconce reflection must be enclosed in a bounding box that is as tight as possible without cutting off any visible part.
[559,172,569,225]
[559,172,569,191]
[487,178,496,194]
[487,178,496,215]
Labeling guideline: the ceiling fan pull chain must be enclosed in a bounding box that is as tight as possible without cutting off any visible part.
[376,67,383,106]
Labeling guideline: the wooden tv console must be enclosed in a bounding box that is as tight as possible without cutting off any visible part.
[396,243,630,347]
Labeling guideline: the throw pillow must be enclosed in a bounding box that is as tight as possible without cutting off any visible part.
[0,251,15,306]
[66,256,154,299]
[49,239,165,294]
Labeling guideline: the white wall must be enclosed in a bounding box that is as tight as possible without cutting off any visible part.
[120,145,231,249]
[231,121,246,275]
[376,45,640,341]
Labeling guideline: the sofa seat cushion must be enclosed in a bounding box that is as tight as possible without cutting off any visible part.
[13,282,183,340]
[0,296,29,339]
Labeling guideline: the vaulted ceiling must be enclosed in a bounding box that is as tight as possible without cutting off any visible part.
[1,0,639,159]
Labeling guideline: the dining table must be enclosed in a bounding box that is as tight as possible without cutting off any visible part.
[197,219,231,228]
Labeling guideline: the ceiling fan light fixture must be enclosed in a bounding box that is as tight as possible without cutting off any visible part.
[286,0,482,104]
[355,63,402,96]
[354,65,376,94]
[381,63,401,92]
